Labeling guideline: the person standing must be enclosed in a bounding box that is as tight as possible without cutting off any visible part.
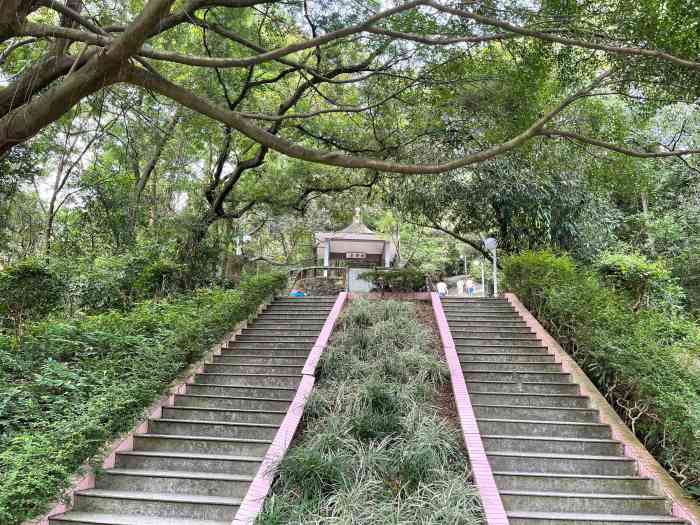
[456,278,465,296]
[466,277,475,297]
[436,280,448,298]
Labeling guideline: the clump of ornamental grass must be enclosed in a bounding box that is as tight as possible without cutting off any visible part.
[257,300,483,524]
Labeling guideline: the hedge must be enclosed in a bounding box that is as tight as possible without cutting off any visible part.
[0,272,286,525]
[503,251,700,498]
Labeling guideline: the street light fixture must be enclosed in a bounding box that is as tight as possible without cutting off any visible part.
[484,237,498,296]
[475,259,485,298]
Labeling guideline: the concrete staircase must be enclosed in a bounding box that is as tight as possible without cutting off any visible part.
[442,297,687,525]
[50,296,337,525]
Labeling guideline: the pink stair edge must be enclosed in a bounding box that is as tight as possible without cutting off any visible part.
[232,292,348,525]
[431,292,510,525]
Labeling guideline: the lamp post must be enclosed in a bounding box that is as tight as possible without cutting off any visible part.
[476,258,485,297]
[484,237,498,297]
[459,254,467,277]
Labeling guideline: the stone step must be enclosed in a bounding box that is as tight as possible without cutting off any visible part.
[494,472,655,495]
[96,469,253,498]
[445,314,523,321]
[454,337,542,347]
[185,383,296,399]
[465,380,581,395]
[470,392,589,408]
[463,370,571,383]
[235,335,317,343]
[450,331,540,341]
[251,322,326,328]
[50,511,229,525]
[483,435,622,455]
[203,363,303,375]
[507,511,685,525]
[212,354,306,365]
[458,344,547,352]
[460,353,555,363]
[229,339,315,348]
[174,394,291,412]
[193,373,300,388]
[255,315,329,321]
[451,327,534,334]
[448,320,529,328]
[487,452,637,476]
[129,437,267,466]
[72,489,239,521]
[148,418,278,440]
[223,344,310,355]
[162,406,286,425]
[462,361,562,372]
[241,328,321,337]
[473,404,598,423]
[476,418,611,439]
[262,307,333,313]
[502,491,668,515]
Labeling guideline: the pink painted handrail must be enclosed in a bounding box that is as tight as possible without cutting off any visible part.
[431,293,510,525]
[505,292,700,525]
[232,292,348,525]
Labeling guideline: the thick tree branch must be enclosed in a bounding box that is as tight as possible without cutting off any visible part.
[123,66,612,174]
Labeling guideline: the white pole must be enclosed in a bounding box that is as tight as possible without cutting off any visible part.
[480,259,485,298]
[492,249,498,297]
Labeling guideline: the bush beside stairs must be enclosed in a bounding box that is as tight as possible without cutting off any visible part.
[49,296,336,525]
[442,296,687,525]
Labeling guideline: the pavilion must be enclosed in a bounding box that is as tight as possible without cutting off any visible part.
[315,208,396,269]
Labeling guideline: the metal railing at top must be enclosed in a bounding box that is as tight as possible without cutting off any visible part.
[290,266,350,291]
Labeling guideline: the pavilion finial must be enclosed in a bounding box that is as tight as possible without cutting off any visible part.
[353,207,362,223]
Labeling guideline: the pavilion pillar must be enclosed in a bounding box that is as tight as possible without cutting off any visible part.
[324,239,330,277]
[384,241,391,268]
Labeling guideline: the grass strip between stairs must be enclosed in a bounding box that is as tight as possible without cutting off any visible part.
[0,272,287,525]
[257,299,484,524]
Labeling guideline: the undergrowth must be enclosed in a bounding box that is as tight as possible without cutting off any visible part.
[0,272,286,525]
[257,299,484,524]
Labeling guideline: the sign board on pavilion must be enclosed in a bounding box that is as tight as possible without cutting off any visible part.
[346,252,367,259]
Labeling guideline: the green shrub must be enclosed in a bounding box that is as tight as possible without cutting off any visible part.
[503,251,700,495]
[596,252,684,311]
[359,268,427,292]
[0,259,64,334]
[0,272,286,525]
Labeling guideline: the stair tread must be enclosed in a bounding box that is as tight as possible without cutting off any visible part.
[51,511,228,525]
[77,489,241,505]
[132,433,271,445]
[484,434,619,444]
[488,451,633,461]
[494,471,649,480]
[165,406,287,415]
[501,490,664,500]
[474,392,584,398]
[507,511,684,522]
[175,394,291,402]
[477,417,607,426]
[156,418,278,428]
[105,469,254,482]
[474,404,594,412]
[191,382,296,390]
